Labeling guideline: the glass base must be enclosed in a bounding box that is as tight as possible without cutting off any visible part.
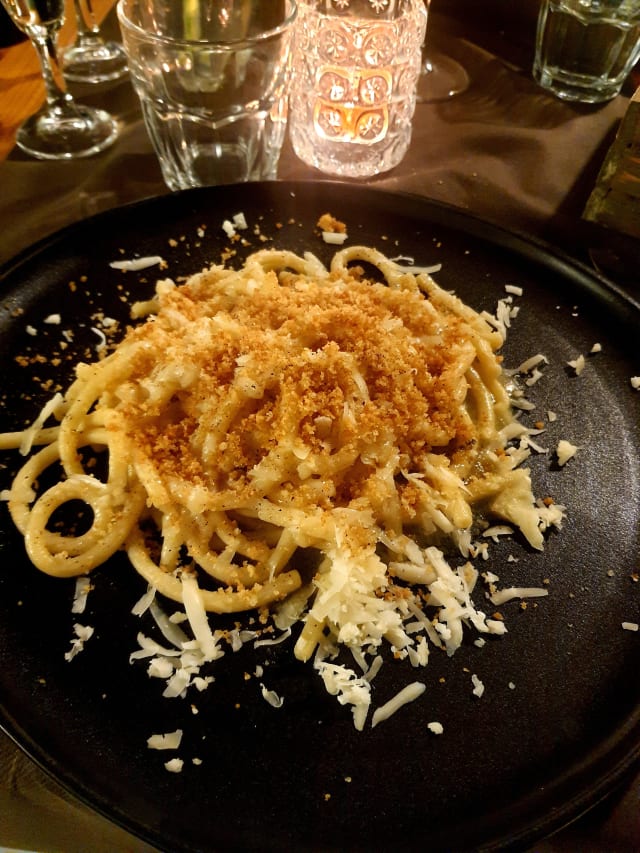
[533,64,621,104]
[63,39,128,84]
[417,51,469,103]
[16,104,119,160]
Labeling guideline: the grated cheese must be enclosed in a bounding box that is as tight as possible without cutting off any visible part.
[147,729,183,750]
[222,212,249,238]
[490,586,549,606]
[371,682,426,728]
[253,628,292,648]
[315,660,372,731]
[322,231,348,245]
[260,684,284,708]
[19,391,64,456]
[567,354,586,375]
[71,577,91,614]
[556,439,579,466]
[64,623,94,661]
[180,572,223,663]
[91,327,107,352]
[109,256,165,271]
[471,674,485,698]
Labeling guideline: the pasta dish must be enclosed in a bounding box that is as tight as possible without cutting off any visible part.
[0,245,560,728]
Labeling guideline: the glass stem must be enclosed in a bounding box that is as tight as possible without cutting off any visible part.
[30,25,75,112]
[73,0,101,39]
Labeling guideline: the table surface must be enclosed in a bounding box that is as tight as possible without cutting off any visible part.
[0,1,639,851]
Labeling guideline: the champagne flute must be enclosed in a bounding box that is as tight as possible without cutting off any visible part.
[63,0,128,83]
[417,1,469,103]
[0,0,119,159]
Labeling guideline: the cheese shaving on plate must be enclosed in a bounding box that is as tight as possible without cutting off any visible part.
[109,256,165,271]
[147,729,183,750]
[371,682,426,728]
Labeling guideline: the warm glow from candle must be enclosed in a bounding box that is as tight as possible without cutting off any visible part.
[311,18,394,145]
[289,0,428,178]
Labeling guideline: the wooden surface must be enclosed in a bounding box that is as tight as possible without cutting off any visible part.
[0,0,115,161]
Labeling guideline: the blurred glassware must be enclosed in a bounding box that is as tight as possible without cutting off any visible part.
[0,0,119,158]
[417,48,469,101]
[63,0,128,83]
[0,1,26,45]
[417,1,469,102]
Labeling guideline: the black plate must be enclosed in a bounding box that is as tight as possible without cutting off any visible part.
[1,182,639,853]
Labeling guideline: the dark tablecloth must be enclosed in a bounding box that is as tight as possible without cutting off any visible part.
[1,3,639,851]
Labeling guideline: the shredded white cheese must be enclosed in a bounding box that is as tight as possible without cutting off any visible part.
[147,729,183,750]
[222,212,249,238]
[65,623,94,661]
[253,628,291,648]
[19,392,64,456]
[622,622,639,632]
[556,439,579,466]
[482,525,514,542]
[471,674,485,698]
[567,354,586,375]
[489,586,549,606]
[71,577,91,614]
[180,572,223,663]
[260,684,284,708]
[371,682,426,728]
[91,327,107,352]
[322,231,348,245]
[109,255,165,271]
[315,661,372,731]
[131,585,156,617]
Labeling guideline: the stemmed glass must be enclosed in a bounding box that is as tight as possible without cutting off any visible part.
[63,0,128,83]
[0,0,119,159]
[417,1,469,103]
[417,49,469,102]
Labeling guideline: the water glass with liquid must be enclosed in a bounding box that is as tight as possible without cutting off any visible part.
[533,0,640,103]
[288,0,427,178]
[117,0,297,190]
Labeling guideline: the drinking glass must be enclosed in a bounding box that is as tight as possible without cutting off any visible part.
[288,0,427,178]
[117,0,297,190]
[417,48,469,102]
[1,0,119,159]
[416,0,468,102]
[63,0,127,83]
[533,0,640,103]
